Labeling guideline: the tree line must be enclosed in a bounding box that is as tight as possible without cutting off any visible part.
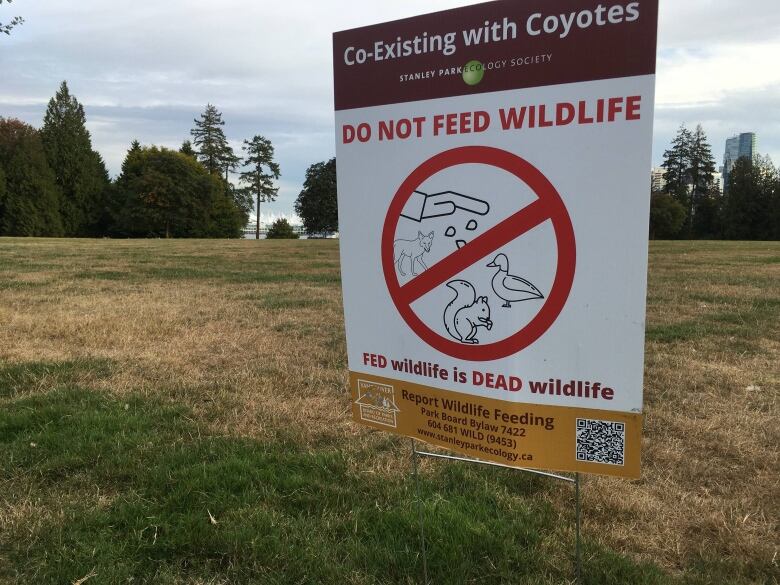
[651,124,779,240]
[0,81,339,239]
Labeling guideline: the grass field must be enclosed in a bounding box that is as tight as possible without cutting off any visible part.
[0,238,777,585]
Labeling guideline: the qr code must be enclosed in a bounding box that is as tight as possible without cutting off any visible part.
[576,418,625,466]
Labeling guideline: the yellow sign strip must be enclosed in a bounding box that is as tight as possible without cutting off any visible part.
[350,371,641,478]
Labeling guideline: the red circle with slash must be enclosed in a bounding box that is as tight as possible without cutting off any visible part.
[381,146,576,361]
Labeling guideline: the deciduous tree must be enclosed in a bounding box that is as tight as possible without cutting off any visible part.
[0,0,23,36]
[266,217,299,239]
[112,145,243,238]
[648,192,685,239]
[294,158,337,235]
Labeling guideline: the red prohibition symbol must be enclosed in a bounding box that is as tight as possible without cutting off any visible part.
[381,146,576,361]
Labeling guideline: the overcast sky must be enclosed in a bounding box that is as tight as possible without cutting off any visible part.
[2,0,779,218]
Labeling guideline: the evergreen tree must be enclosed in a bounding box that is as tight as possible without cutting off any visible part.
[41,81,109,236]
[721,156,778,240]
[662,124,692,208]
[179,139,196,158]
[266,217,299,239]
[190,104,231,176]
[0,118,64,236]
[687,125,717,238]
[770,164,780,240]
[222,144,241,182]
[122,140,141,174]
[750,155,777,240]
[661,124,718,238]
[295,158,338,235]
[0,166,5,214]
[239,135,280,239]
[691,188,721,239]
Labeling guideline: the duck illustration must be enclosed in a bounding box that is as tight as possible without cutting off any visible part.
[487,253,544,308]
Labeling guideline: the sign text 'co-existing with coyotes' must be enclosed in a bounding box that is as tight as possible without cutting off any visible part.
[334,0,658,478]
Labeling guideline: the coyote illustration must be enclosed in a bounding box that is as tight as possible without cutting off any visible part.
[393,231,434,276]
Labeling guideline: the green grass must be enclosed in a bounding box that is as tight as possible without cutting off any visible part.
[646,298,777,345]
[0,238,777,585]
[0,358,115,399]
[1,380,666,584]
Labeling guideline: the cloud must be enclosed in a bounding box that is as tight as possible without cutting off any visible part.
[1,0,778,215]
[654,83,780,169]
[652,35,780,166]
[658,0,780,46]
[1,0,477,214]
[657,41,780,107]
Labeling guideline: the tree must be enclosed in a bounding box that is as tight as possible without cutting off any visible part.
[686,124,717,238]
[179,140,196,158]
[0,118,63,236]
[0,0,23,36]
[266,218,299,239]
[208,183,247,238]
[41,81,110,236]
[722,155,779,240]
[239,135,280,239]
[691,187,721,239]
[122,140,141,174]
[662,124,692,205]
[190,104,231,177]
[221,145,241,182]
[661,124,718,238]
[770,164,780,240]
[112,145,243,238]
[648,193,685,239]
[295,158,337,235]
[189,106,250,228]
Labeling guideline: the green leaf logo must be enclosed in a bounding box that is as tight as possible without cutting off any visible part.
[463,60,484,86]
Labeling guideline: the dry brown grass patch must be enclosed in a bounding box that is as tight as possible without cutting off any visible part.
[0,237,777,581]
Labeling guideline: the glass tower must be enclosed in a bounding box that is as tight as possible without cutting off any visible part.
[723,132,757,192]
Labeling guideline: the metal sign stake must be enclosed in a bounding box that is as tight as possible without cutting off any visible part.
[411,440,429,584]
[411,440,583,583]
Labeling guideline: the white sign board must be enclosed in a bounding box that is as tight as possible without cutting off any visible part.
[334,0,658,477]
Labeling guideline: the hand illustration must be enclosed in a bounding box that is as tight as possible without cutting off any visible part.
[400,190,490,223]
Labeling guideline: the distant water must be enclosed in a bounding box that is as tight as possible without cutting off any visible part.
[243,232,310,240]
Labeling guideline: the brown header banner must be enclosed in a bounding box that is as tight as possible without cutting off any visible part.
[333,0,657,111]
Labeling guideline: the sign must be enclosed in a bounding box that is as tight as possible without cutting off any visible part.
[382,146,576,361]
[334,0,658,478]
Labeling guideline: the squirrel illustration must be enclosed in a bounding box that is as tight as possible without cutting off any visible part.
[443,280,493,344]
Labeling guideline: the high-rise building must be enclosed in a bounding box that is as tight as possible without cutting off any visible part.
[723,132,757,191]
[711,171,723,193]
[650,167,666,192]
